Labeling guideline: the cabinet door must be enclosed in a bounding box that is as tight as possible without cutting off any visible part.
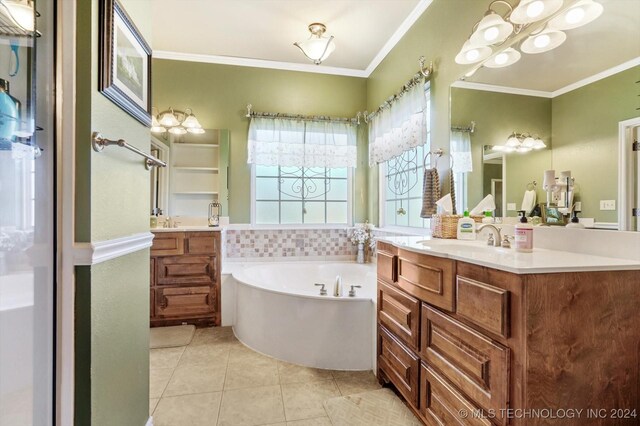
[397,249,456,312]
[421,305,509,424]
[187,232,219,255]
[156,255,217,286]
[376,241,398,284]
[378,325,420,407]
[151,232,185,256]
[155,286,215,318]
[420,364,492,426]
[378,280,420,351]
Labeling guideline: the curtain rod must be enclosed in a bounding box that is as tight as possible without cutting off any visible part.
[245,104,362,124]
[364,56,434,123]
[451,121,476,133]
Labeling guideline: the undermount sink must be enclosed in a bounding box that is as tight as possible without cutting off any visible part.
[416,239,511,255]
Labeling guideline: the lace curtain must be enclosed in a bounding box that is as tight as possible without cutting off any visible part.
[450,130,473,173]
[368,82,427,166]
[247,117,357,168]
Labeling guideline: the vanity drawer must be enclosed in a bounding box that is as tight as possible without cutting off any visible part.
[378,280,420,351]
[456,276,510,338]
[421,305,509,423]
[156,255,217,286]
[420,364,492,426]
[378,325,420,407]
[397,249,456,312]
[186,232,219,255]
[155,286,215,318]
[151,232,185,256]
[376,242,397,284]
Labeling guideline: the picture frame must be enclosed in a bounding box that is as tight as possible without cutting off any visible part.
[541,203,566,225]
[99,0,151,126]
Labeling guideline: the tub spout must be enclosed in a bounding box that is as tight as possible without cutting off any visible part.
[334,275,342,297]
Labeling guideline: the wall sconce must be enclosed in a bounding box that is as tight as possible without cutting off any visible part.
[492,131,546,153]
[294,23,336,65]
[151,107,205,135]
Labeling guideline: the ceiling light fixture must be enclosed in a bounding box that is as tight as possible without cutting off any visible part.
[521,28,566,53]
[0,0,35,31]
[510,0,563,24]
[294,23,335,65]
[493,132,546,153]
[547,0,603,30]
[151,107,205,135]
[455,40,493,64]
[484,47,521,68]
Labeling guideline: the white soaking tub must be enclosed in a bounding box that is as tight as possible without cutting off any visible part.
[232,262,376,370]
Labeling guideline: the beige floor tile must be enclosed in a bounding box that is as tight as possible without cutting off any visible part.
[149,398,159,415]
[150,368,174,399]
[332,370,381,396]
[164,364,228,396]
[281,380,340,421]
[150,346,185,369]
[218,385,285,426]
[153,392,222,426]
[323,388,422,426]
[228,344,276,366]
[277,362,333,385]
[287,417,332,425]
[225,359,279,390]
[180,343,232,368]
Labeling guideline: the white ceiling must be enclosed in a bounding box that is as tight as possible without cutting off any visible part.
[152,0,425,76]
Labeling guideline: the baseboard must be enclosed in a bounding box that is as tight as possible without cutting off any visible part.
[145,416,153,426]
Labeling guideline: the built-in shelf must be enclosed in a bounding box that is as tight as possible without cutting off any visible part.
[172,191,219,195]
[173,167,219,172]
[174,143,219,148]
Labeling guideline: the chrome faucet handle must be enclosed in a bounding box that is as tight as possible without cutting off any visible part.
[487,233,495,246]
[314,283,327,296]
[348,285,362,297]
[501,235,513,249]
[173,220,181,228]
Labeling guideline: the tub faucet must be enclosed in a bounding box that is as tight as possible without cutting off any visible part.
[334,275,342,297]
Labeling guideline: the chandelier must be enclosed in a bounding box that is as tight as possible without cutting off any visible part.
[294,23,336,65]
[150,107,205,135]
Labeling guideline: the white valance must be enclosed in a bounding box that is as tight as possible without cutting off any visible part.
[368,82,427,166]
[247,117,357,168]
[450,130,473,173]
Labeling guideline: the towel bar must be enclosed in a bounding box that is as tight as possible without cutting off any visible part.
[91,132,166,169]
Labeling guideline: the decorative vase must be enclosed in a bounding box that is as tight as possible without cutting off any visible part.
[356,243,365,264]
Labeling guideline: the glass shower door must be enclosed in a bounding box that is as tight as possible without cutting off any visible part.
[0,0,55,424]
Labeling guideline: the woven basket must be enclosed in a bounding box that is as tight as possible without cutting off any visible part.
[431,214,483,239]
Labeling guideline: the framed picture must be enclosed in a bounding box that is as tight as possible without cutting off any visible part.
[99,0,151,126]
[541,204,566,225]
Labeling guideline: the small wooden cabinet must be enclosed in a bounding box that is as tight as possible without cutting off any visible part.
[377,243,640,426]
[150,230,221,327]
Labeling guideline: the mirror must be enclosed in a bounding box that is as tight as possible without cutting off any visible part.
[450,0,640,227]
[150,129,229,218]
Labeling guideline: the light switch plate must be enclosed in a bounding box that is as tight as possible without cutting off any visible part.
[507,203,516,211]
[599,200,616,210]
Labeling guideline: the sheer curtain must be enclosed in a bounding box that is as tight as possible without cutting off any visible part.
[247,117,357,167]
[368,82,427,166]
[450,130,473,213]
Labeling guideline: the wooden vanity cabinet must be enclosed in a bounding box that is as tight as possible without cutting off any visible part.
[377,246,640,426]
[150,231,221,327]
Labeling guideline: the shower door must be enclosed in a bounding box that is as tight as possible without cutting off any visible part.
[0,0,55,425]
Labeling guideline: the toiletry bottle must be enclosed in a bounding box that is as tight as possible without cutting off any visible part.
[482,210,494,224]
[566,211,585,229]
[0,79,19,141]
[514,210,533,253]
[457,209,477,240]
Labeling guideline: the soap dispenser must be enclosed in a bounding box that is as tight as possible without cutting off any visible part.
[457,209,477,240]
[566,211,585,228]
[514,210,533,253]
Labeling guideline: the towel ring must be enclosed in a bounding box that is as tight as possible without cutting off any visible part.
[526,181,537,191]
[423,148,445,169]
[434,154,454,170]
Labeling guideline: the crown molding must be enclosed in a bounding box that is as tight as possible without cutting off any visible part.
[153,51,368,78]
[450,80,554,98]
[552,56,640,97]
[364,0,434,76]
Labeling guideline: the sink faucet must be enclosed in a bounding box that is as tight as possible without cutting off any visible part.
[477,224,502,247]
[334,275,342,297]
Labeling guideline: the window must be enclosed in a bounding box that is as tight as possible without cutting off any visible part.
[380,83,431,229]
[253,165,351,225]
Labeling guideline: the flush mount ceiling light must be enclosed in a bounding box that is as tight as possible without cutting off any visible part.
[521,28,566,53]
[151,107,205,135]
[484,47,521,68]
[510,0,563,24]
[547,0,603,30]
[294,23,336,65]
[493,132,546,153]
[455,40,493,64]
[0,0,35,31]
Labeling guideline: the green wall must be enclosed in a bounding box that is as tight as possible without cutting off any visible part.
[74,0,152,424]
[552,66,639,223]
[152,60,368,223]
[451,88,552,215]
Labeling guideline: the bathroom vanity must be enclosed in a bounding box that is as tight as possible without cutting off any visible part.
[376,237,640,426]
[150,228,222,327]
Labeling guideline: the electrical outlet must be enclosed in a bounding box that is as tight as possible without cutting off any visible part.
[574,202,582,211]
[599,200,616,211]
[507,203,517,211]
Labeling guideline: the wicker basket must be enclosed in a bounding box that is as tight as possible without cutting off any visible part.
[431,214,483,239]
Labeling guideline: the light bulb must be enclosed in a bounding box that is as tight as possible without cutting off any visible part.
[516,146,532,153]
[534,34,551,48]
[168,126,187,135]
[465,49,480,61]
[494,53,508,65]
[565,6,585,24]
[526,1,545,18]
[484,26,499,41]
[187,127,205,134]
[506,135,521,147]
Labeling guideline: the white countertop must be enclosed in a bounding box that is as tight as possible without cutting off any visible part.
[379,236,640,274]
[151,226,223,232]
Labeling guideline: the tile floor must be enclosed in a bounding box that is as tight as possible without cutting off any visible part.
[149,326,393,426]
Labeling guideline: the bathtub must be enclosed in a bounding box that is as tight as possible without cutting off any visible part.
[231,262,376,370]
